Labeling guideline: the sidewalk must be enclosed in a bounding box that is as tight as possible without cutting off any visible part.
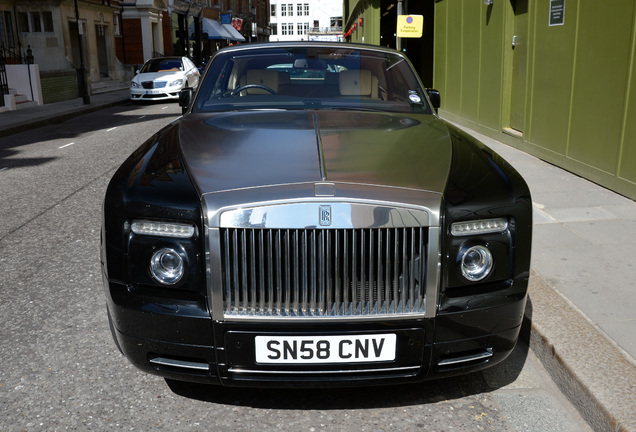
[451,124,636,432]
[0,89,130,138]
[1,93,634,431]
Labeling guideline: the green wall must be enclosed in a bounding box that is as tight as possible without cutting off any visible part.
[344,0,382,46]
[434,0,636,200]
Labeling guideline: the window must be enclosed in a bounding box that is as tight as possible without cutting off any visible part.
[30,12,42,32]
[17,11,28,32]
[0,11,16,48]
[297,23,302,35]
[271,23,277,35]
[288,4,293,16]
[271,4,276,17]
[330,16,343,29]
[16,10,54,33]
[42,11,53,32]
[288,23,294,35]
[281,23,287,35]
[114,13,121,36]
[304,4,309,16]
[281,4,286,16]
[297,4,302,16]
[304,23,309,34]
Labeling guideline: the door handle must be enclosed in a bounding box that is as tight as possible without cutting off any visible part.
[512,35,518,48]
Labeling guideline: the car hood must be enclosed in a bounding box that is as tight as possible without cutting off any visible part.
[178,110,453,197]
[133,71,185,82]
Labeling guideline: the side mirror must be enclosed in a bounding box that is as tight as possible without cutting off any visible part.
[179,88,193,114]
[426,89,441,113]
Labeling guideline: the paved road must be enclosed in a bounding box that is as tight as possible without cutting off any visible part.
[0,102,591,431]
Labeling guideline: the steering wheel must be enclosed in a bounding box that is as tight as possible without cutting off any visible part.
[228,84,278,97]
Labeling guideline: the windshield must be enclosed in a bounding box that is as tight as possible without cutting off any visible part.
[140,58,182,73]
[192,46,432,114]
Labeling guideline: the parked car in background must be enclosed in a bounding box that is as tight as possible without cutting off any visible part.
[130,56,199,102]
[103,42,532,387]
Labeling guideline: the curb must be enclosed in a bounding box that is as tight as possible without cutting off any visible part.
[0,97,129,138]
[523,269,636,432]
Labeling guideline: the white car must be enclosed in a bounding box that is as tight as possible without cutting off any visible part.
[130,56,199,102]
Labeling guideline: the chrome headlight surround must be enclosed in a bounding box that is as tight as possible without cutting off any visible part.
[459,244,493,282]
[150,248,185,285]
[447,217,511,286]
[126,220,199,291]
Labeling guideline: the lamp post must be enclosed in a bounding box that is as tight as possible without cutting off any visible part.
[73,0,90,104]
[396,0,403,51]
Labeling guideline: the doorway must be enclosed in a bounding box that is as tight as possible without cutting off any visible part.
[68,20,88,70]
[96,24,109,78]
[505,0,529,135]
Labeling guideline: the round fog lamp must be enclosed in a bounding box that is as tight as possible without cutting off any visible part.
[460,245,493,281]
[150,248,184,285]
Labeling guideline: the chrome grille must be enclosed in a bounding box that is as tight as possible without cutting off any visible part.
[221,227,427,318]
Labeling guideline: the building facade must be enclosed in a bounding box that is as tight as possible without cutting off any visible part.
[269,0,342,42]
[343,0,636,202]
[0,0,270,106]
[433,0,636,201]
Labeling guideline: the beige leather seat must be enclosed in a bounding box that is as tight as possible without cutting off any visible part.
[339,69,378,98]
[240,69,279,95]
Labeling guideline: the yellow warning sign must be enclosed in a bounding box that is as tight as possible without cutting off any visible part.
[397,15,423,38]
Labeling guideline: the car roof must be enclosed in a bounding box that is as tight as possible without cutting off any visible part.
[214,42,402,57]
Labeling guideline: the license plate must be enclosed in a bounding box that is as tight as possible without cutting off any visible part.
[145,90,162,94]
[255,334,396,364]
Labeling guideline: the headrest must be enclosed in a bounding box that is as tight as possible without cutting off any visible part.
[278,71,291,85]
[339,70,372,96]
[245,69,279,94]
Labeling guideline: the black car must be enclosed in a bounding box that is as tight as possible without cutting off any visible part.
[102,42,532,387]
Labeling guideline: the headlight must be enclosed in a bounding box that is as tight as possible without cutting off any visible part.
[131,220,195,238]
[169,78,184,87]
[451,218,508,236]
[150,248,184,285]
[131,81,140,88]
[459,245,493,281]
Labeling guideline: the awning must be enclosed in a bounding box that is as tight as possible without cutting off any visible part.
[222,24,246,42]
[191,18,244,42]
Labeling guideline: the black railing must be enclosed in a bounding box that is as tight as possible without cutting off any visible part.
[0,45,33,65]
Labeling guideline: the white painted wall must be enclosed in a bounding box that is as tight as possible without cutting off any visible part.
[5,64,44,106]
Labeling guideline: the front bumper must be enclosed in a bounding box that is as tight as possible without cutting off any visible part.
[130,88,181,101]
[105,278,527,387]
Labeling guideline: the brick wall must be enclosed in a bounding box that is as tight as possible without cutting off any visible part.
[40,70,79,104]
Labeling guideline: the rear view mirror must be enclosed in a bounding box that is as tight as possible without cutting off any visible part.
[293,58,327,70]
[179,88,194,114]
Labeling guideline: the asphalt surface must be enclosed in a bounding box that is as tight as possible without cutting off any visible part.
[0,90,634,431]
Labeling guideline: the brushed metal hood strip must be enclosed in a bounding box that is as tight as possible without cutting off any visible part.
[314,113,327,182]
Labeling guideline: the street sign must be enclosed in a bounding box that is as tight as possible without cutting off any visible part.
[397,15,423,38]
